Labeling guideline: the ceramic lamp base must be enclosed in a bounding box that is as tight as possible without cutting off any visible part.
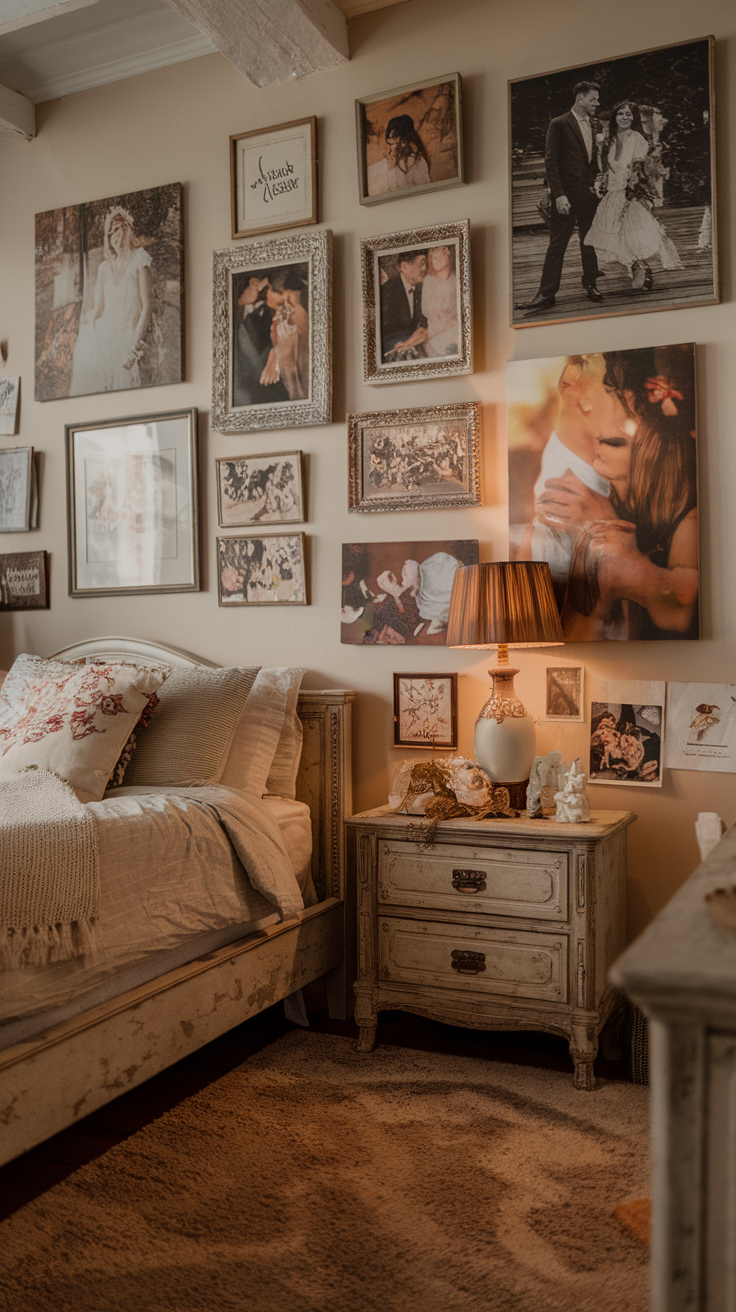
[473,667,536,794]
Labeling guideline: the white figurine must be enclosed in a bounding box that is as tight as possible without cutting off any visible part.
[526,750,565,817]
[554,757,591,824]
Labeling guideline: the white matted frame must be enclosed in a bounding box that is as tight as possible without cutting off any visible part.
[0,635,355,1169]
[230,116,318,240]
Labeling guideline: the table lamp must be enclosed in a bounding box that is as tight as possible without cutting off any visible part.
[446,561,564,807]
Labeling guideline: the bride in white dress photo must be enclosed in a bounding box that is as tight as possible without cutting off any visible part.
[421,244,459,358]
[584,100,681,292]
[69,206,152,396]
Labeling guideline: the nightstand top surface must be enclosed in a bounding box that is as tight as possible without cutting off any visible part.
[346,806,636,839]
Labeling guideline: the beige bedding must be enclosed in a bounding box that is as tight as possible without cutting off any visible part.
[0,786,311,1037]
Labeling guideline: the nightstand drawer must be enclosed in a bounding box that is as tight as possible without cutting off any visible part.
[378,840,568,921]
[379,917,568,1003]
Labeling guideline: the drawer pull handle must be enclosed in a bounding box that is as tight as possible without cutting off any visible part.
[452,869,487,894]
[451,949,486,975]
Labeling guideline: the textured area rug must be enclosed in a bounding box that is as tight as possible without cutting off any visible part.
[0,1033,649,1312]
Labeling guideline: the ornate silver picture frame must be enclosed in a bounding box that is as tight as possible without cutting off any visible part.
[348,402,481,512]
[212,229,332,433]
[360,220,472,384]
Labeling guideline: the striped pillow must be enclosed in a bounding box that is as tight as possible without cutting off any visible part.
[122,665,260,788]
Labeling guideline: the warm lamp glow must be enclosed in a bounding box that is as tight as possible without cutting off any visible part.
[446,561,563,653]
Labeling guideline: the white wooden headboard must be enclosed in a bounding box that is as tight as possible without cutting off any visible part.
[51,636,355,905]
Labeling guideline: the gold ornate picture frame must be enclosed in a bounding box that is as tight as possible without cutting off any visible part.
[348,402,481,512]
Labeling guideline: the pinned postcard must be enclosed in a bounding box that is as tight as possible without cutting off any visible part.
[589,680,665,787]
[666,682,736,773]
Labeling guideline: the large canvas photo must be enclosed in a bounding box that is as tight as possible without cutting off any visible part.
[509,37,717,327]
[341,539,478,645]
[35,183,183,401]
[508,343,698,641]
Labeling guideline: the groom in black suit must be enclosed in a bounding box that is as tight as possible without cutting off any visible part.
[518,81,603,314]
[380,249,428,360]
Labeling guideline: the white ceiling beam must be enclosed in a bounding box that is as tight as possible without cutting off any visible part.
[0,0,98,38]
[0,81,35,138]
[162,0,349,87]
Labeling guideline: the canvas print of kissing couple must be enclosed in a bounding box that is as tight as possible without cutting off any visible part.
[508,342,698,643]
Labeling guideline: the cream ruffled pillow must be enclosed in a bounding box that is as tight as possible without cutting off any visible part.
[0,654,170,802]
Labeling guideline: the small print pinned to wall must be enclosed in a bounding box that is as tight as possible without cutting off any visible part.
[589,680,665,787]
[0,550,48,610]
[665,682,736,774]
[0,377,20,436]
[230,117,318,240]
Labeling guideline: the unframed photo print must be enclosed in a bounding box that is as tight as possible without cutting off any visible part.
[589,679,665,786]
[665,682,736,773]
[341,539,478,646]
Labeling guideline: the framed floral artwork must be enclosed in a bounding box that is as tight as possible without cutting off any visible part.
[348,402,480,512]
[393,673,458,749]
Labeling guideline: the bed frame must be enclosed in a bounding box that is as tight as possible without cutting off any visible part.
[0,637,356,1168]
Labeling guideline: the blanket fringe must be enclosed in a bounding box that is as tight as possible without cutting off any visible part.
[0,917,101,970]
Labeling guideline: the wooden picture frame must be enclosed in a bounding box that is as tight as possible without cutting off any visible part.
[509,37,717,328]
[393,672,458,749]
[217,532,308,606]
[0,376,20,436]
[355,73,464,206]
[361,220,472,385]
[212,229,331,433]
[216,450,306,528]
[0,550,48,610]
[348,402,481,512]
[66,408,199,598]
[544,666,585,721]
[0,446,34,532]
[230,116,318,240]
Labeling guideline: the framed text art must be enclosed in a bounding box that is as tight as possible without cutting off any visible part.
[65,408,199,598]
[230,117,318,240]
[212,229,332,433]
[0,551,48,611]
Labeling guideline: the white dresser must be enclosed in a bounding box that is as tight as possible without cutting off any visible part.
[612,823,736,1312]
[347,807,635,1090]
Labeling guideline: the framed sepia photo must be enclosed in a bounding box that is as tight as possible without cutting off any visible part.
[212,229,331,433]
[230,116,318,240]
[507,342,698,642]
[341,539,478,646]
[545,666,584,721]
[66,408,199,598]
[356,73,464,206]
[0,550,48,611]
[35,182,183,401]
[216,451,305,528]
[217,533,308,606]
[509,37,717,328]
[348,402,481,513]
[0,447,35,533]
[393,672,458,749]
[361,220,472,384]
[0,376,20,436]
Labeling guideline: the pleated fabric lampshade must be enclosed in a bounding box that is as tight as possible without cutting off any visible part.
[446,561,563,808]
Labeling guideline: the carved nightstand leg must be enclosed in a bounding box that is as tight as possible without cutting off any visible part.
[353,983,378,1054]
[570,1019,599,1091]
[356,1022,377,1053]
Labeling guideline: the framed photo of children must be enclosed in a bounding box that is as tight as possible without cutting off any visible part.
[348,402,481,513]
[230,117,318,240]
[507,342,698,642]
[217,533,308,606]
[355,73,464,206]
[393,673,458,749]
[211,229,331,434]
[509,37,717,328]
[216,451,305,528]
[361,221,472,385]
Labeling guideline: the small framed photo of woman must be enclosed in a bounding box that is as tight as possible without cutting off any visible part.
[217,533,308,606]
[355,73,464,206]
[212,229,331,433]
[216,451,305,528]
[361,221,472,385]
[393,673,458,749]
[348,402,481,512]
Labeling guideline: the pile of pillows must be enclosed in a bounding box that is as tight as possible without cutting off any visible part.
[0,653,305,805]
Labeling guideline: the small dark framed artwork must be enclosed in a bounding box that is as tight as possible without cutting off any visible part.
[217,532,308,606]
[355,73,464,206]
[216,451,305,527]
[348,402,481,513]
[230,116,318,240]
[545,666,584,721]
[393,672,458,749]
[0,550,49,610]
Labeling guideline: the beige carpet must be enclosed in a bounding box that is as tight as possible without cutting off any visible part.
[0,1032,649,1312]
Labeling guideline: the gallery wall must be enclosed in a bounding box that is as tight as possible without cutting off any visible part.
[0,0,734,939]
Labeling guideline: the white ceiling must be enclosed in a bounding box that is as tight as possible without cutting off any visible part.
[0,0,405,103]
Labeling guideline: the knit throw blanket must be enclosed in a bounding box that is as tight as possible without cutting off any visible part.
[0,770,100,970]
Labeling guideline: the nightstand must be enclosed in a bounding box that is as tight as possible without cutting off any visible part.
[346,807,636,1089]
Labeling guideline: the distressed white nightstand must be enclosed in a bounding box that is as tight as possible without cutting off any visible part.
[346,807,636,1089]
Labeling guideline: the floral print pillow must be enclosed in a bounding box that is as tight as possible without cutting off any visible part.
[0,654,170,802]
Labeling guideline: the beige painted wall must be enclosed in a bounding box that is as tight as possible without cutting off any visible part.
[0,0,734,940]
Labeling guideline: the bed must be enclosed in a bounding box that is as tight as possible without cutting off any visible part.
[0,636,355,1168]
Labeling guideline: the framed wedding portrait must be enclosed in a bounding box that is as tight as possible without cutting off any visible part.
[35,182,184,401]
[361,220,472,384]
[65,408,199,598]
[348,402,481,513]
[216,451,305,528]
[393,672,458,749]
[212,229,332,433]
[356,73,464,206]
[217,533,308,606]
[230,116,318,240]
[509,36,717,328]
